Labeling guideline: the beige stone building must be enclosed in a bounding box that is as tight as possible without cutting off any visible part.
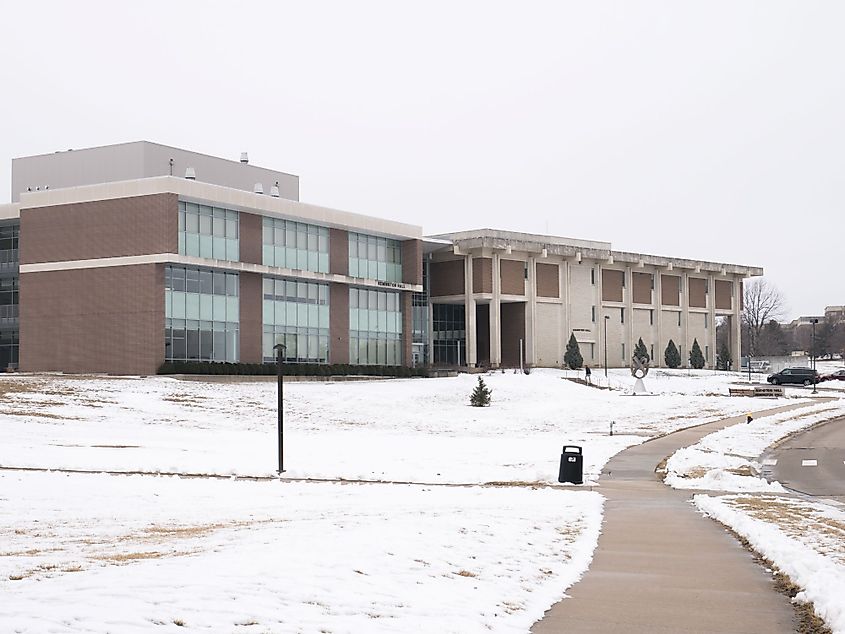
[424,230,760,371]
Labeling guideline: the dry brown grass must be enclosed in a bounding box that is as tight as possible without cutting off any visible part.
[163,395,205,405]
[455,570,477,577]
[96,551,170,563]
[727,496,845,561]
[725,465,756,477]
[717,502,836,634]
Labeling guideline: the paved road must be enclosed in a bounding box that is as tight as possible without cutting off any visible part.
[532,403,811,634]
[762,416,845,502]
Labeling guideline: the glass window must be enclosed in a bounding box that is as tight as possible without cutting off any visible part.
[164,265,240,364]
[261,276,330,364]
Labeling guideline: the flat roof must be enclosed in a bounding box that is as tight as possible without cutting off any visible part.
[428,227,762,276]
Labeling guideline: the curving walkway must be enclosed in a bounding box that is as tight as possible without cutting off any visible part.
[532,401,818,634]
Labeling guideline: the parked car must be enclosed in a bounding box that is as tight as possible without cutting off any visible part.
[767,367,820,386]
[821,369,845,382]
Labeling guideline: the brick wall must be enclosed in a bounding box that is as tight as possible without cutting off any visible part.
[715,280,733,311]
[402,239,422,285]
[19,264,164,374]
[500,259,525,296]
[661,274,680,306]
[501,302,526,366]
[20,193,177,264]
[429,260,464,297]
[472,257,493,294]
[632,272,652,305]
[330,283,349,364]
[536,263,559,298]
[602,269,624,302]
[689,277,707,308]
[239,213,262,265]
[330,228,348,276]
[239,272,263,363]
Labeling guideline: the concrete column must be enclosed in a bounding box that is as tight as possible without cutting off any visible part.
[625,265,634,365]
[708,274,717,369]
[681,271,690,368]
[464,255,477,367]
[732,278,742,371]
[560,260,569,365]
[525,256,537,366]
[490,253,502,367]
[597,262,605,369]
[655,271,664,368]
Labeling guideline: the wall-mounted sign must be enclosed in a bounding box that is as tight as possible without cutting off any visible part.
[376,280,407,289]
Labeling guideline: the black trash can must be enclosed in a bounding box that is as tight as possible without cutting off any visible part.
[558,445,583,484]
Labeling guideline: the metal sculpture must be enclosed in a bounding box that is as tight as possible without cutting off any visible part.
[631,354,650,394]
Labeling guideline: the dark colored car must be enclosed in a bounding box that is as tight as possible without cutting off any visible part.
[822,369,845,382]
[767,367,820,386]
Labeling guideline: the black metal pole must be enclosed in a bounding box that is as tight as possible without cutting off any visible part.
[274,343,286,474]
[812,319,818,394]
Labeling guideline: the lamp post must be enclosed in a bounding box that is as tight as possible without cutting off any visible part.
[273,342,287,474]
[604,315,610,378]
[811,318,818,394]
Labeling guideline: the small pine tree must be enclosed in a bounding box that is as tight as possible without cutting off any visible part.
[564,333,583,370]
[716,342,732,371]
[689,338,705,369]
[664,339,681,369]
[633,337,650,363]
[470,376,492,407]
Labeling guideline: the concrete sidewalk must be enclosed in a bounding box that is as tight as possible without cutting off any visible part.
[532,402,817,634]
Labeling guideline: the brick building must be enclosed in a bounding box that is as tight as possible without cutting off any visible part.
[0,142,761,374]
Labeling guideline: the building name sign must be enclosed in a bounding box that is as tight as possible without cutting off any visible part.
[376,280,407,290]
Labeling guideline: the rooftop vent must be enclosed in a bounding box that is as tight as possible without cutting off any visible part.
[254,182,264,195]
[270,185,280,198]
[185,167,196,180]
[240,152,249,164]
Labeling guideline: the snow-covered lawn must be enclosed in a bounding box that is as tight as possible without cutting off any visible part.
[0,369,793,484]
[0,470,603,633]
[0,368,821,632]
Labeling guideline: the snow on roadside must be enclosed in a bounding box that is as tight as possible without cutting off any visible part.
[695,494,845,634]
[0,471,603,634]
[665,400,845,492]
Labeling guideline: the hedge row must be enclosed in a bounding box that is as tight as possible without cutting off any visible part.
[158,361,427,378]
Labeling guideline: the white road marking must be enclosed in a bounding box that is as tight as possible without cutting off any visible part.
[762,459,777,466]
[801,459,818,467]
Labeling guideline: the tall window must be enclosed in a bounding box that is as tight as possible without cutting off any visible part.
[349,233,402,282]
[0,277,18,325]
[165,265,239,362]
[412,258,430,361]
[179,202,239,261]
[0,223,19,273]
[262,217,329,273]
[262,277,329,363]
[350,287,403,365]
[432,303,465,365]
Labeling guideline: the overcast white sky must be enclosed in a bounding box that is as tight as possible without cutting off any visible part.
[1,1,842,319]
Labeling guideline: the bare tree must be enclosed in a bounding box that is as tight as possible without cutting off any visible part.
[742,278,787,356]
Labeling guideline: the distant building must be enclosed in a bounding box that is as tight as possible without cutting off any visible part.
[825,306,845,323]
[0,142,762,374]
